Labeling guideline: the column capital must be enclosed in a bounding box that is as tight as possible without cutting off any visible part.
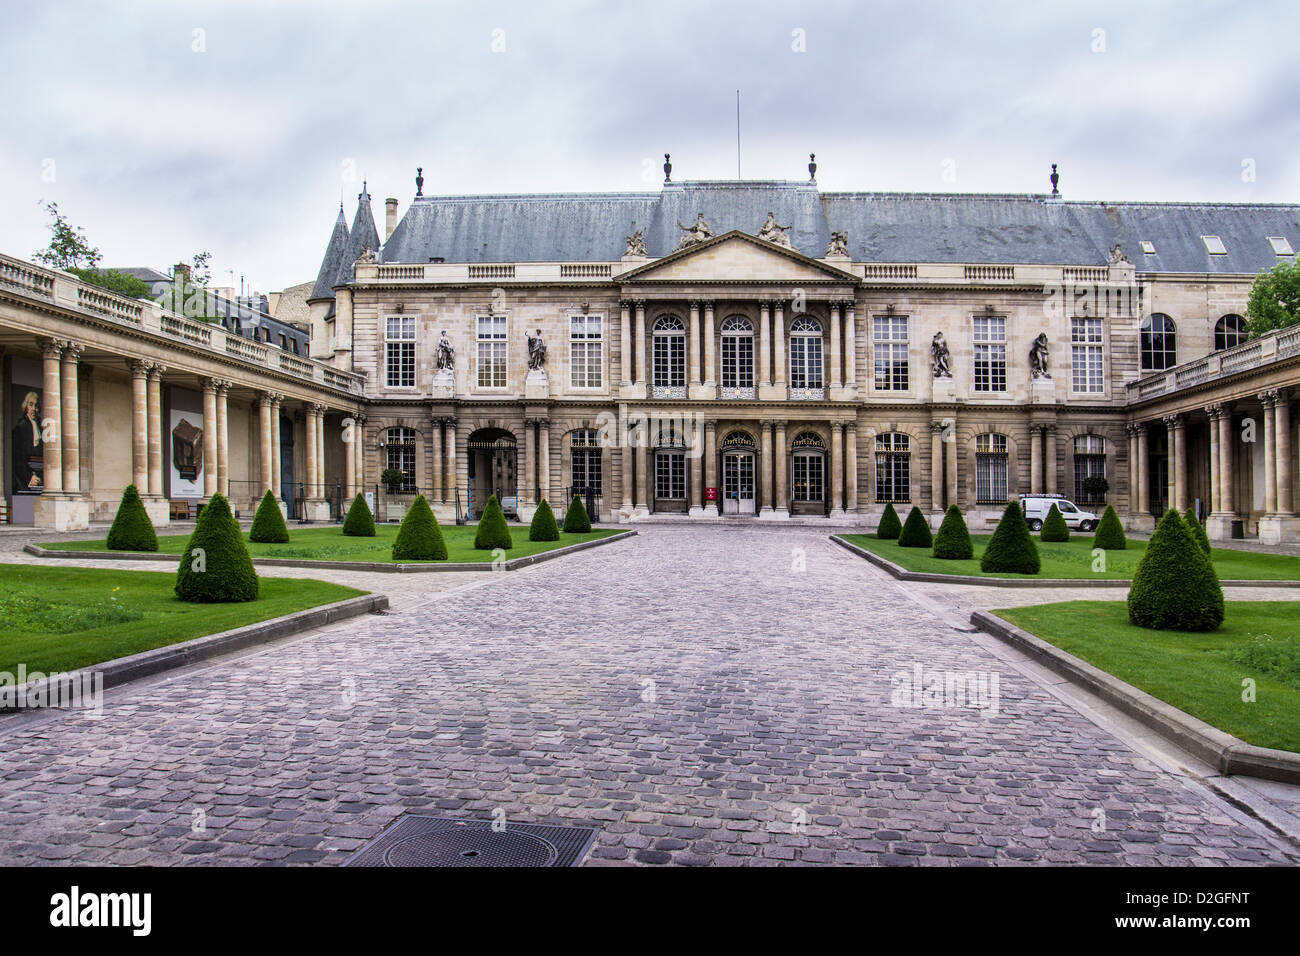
[130,359,153,378]
[699,299,715,310]
[1029,422,1044,436]
[61,341,84,360]
[148,364,168,379]
[1204,402,1224,421]
[633,299,647,310]
[39,338,67,359]
[1161,413,1182,428]
[1259,388,1280,407]
[310,402,327,415]
[619,299,634,310]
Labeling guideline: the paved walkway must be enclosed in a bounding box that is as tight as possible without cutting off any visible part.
[0,526,1297,866]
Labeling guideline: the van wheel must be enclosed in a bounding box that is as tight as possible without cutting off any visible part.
[1028,519,1043,531]
[1080,520,1094,532]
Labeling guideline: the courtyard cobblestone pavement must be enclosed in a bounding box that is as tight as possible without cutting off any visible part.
[1,524,1297,866]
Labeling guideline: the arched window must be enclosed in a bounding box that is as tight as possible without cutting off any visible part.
[652,315,685,393]
[975,433,1008,503]
[570,428,602,497]
[384,427,417,490]
[791,432,826,504]
[789,317,824,394]
[1215,314,1248,351]
[1140,314,1177,370]
[1074,435,1106,503]
[720,316,754,392]
[875,433,910,503]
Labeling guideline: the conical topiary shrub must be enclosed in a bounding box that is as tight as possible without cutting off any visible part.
[1092,504,1127,551]
[897,506,933,548]
[980,501,1041,574]
[249,489,289,543]
[1184,507,1212,556]
[876,502,902,540]
[562,494,591,533]
[529,499,560,541]
[175,493,258,603]
[1040,503,1070,542]
[1128,508,1223,631]
[932,505,974,559]
[474,494,513,550]
[106,483,157,552]
[342,492,376,537]
[392,494,447,560]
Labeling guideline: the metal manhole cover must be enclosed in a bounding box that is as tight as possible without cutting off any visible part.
[344,815,599,868]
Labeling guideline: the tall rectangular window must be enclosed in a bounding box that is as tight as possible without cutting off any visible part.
[655,452,686,500]
[570,429,603,494]
[973,316,1006,392]
[477,315,507,388]
[873,315,909,391]
[385,316,416,388]
[384,427,417,490]
[1071,318,1104,393]
[1074,435,1106,503]
[874,433,910,503]
[570,315,603,388]
[975,433,1009,502]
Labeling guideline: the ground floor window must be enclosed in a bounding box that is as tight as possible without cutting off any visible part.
[792,452,824,502]
[655,452,686,500]
[384,427,417,490]
[1074,435,1106,504]
[975,433,1008,503]
[875,432,910,502]
[570,428,602,494]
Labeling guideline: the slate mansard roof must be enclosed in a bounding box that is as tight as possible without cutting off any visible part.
[314,181,1300,294]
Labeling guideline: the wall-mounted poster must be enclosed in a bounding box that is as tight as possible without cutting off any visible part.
[10,385,44,495]
[170,408,204,497]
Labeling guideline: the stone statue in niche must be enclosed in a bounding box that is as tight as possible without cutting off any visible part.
[675,213,713,249]
[756,211,793,248]
[436,330,455,370]
[931,332,952,378]
[826,231,849,257]
[624,230,647,257]
[1030,332,1051,379]
[526,329,547,371]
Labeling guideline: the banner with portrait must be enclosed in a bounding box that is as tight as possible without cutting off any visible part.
[10,385,45,495]
[169,408,205,497]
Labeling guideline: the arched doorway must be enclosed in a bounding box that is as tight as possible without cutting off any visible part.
[651,418,689,513]
[466,427,517,518]
[720,430,757,515]
[790,431,827,516]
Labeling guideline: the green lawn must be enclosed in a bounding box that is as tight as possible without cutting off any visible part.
[48,523,622,564]
[994,601,1300,753]
[0,563,364,674]
[841,533,1300,581]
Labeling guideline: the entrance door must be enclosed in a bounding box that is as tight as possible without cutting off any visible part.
[722,452,755,515]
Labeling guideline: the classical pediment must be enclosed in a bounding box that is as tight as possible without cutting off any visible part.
[617,231,858,284]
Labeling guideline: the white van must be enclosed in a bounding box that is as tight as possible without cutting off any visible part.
[1019,494,1099,532]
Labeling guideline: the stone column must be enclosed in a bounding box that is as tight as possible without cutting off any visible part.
[1126,424,1139,515]
[271,397,284,498]
[773,301,786,388]
[621,434,634,513]
[845,420,858,514]
[946,419,959,507]
[259,395,274,494]
[201,378,217,497]
[60,343,81,493]
[538,420,551,506]
[1217,411,1233,517]
[1137,423,1151,517]
[40,339,63,494]
[1167,414,1187,512]
[688,301,701,387]
[759,301,772,386]
[1277,391,1293,515]
[316,406,327,500]
[133,361,151,492]
[774,421,789,515]
[354,415,366,500]
[430,418,443,503]
[1260,391,1278,514]
[1029,424,1043,494]
[930,423,944,511]
[215,382,229,497]
[759,419,774,515]
[704,420,718,515]
[689,431,704,516]
[343,409,356,500]
[703,301,716,388]
[523,419,536,505]
[445,421,458,509]
[619,300,632,386]
[147,365,165,497]
[1205,406,1221,514]
[829,302,843,389]
[633,418,648,510]
[830,421,845,517]
[304,405,318,501]
[635,300,648,389]
[638,444,652,512]
[1044,425,1057,496]
[844,302,857,393]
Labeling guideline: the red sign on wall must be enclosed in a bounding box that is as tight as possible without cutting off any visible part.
[705,487,718,501]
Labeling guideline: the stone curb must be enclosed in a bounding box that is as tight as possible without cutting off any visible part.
[970,609,1300,785]
[830,534,1296,589]
[22,530,636,573]
[0,593,388,713]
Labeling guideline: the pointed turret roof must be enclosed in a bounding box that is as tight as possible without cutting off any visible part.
[307,205,350,303]
[333,184,382,290]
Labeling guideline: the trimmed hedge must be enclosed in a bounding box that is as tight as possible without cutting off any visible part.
[897,506,933,548]
[106,484,157,552]
[932,505,974,559]
[1128,508,1223,631]
[876,502,902,540]
[1092,504,1127,551]
[249,490,289,543]
[562,495,592,533]
[392,494,447,560]
[175,493,258,603]
[529,498,560,541]
[1184,507,1212,556]
[475,495,513,550]
[1040,503,1070,542]
[980,502,1041,574]
[342,492,377,536]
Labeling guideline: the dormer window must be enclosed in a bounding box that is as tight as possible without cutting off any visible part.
[1201,236,1227,255]
[1268,236,1294,256]
[1140,241,1156,255]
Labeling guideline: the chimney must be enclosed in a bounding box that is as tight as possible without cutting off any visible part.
[174,262,191,282]
[385,198,398,240]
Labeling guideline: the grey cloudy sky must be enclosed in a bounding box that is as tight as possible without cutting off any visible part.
[3,0,1297,291]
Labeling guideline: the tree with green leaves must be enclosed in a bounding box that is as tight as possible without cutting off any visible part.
[897,506,933,548]
[529,499,560,541]
[32,201,101,270]
[392,494,447,560]
[1092,505,1127,551]
[475,495,513,550]
[876,502,902,540]
[1246,257,1300,337]
[562,495,591,533]
[1040,503,1070,542]
[932,505,974,559]
[67,267,151,298]
[342,492,376,536]
[249,490,289,543]
[175,493,259,602]
[1128,509,1223,631]
[106,484,157,552]
[981,502,1041,574]
[1184,507,1212,556]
